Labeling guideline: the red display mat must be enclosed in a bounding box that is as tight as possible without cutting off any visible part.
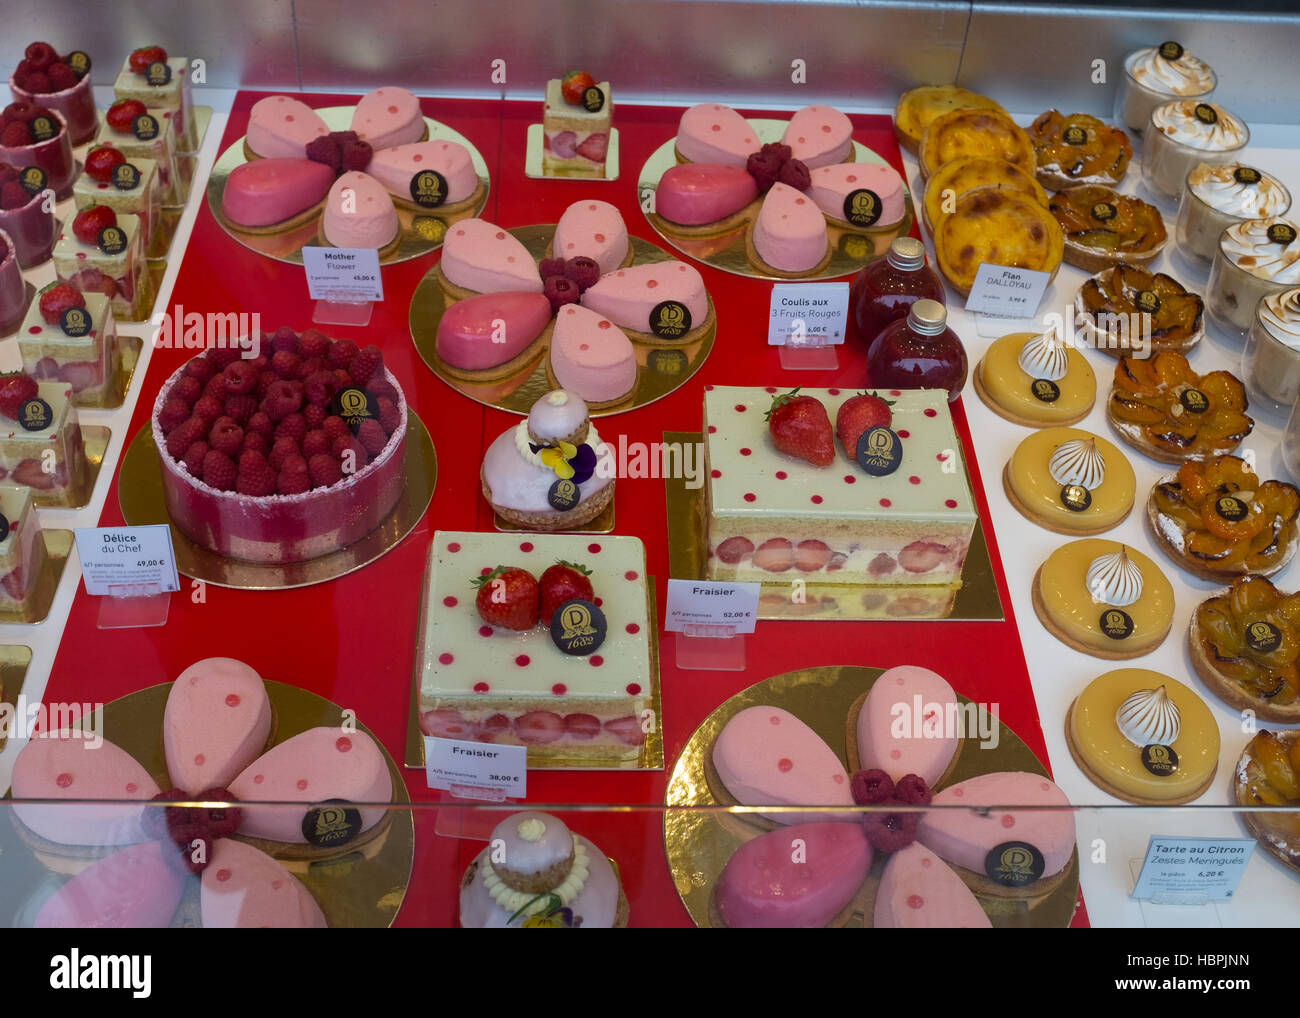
[41,91,1088,928]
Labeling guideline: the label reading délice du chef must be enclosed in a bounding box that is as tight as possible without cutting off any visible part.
[665,579,760,634]
[302,246,384,303]
[964,263,1051,318]
[1132,836,1255,903]
[424,737,527,801]
[767,282,849,346]
[74,525,180,597]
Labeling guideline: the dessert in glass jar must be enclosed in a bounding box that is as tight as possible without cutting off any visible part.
[0,230,27,335]
[1142,100,1248,206]
[0,163,55,267]
[1176,162,1291,267]
[1207,217,1300,340]
[1242,288,1300,411]
[9,42,96,145]
[1115,42,1216,135]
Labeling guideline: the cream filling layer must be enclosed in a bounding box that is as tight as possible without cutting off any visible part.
[482,836,589,916]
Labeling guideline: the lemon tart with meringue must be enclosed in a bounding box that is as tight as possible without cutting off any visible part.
[1004,428,1135,535]
[974,325,1097,427]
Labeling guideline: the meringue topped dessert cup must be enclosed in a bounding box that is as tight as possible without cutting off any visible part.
[1116,42,1216,135]
[1176,163,1292,268]
[1142,100,1248,207]
[1207,217,1300,340]
[1242,288,1300,411]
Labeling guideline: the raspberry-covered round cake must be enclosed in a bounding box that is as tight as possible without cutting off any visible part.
[151,326,407,563]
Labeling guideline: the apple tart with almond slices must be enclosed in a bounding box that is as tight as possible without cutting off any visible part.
[1233,729,1300,872]
[1028,110,1133,191]
[1050,187,1167,272]
[1193,576,1300,722]
[1077,263,1204,356]
[1107,351,1251,464]
[1149,455,1300,582]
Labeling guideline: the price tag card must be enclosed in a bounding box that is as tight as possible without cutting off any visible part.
[1132,835,1255,902]
[74,525,180,596]
[767,282,849,346]
[665,578,760,634]
[302,246,384,303]
[424,737,527,801]
[964,263,1050,318]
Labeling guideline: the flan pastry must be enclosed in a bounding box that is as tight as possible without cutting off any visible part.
[1028,111,1132,191]
[460,812,629,927]
[1233,729,1300,874]
[746,182,831,276]
[1076,263,1203,357]
[1003,428,1135,535]
[917,108,1035,180]
[933,186,1063,296]
[1050,187,1167,272]
[780,105,853,169]
[922,156,1047,234]
[1066,669,1219,804]
[319,171,400,255]
[1148,455,1300,581]
[974,325,1097,427]
[1192,575,1300,722]
[1107,351,1251,464]
[219,157,334,232]
[893,85,1008,155]
[1033,539,1175,659]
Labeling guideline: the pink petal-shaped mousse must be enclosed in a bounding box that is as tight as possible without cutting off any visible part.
[35,841,185,929]
[220,158,334,228]
[807,162,904,226]
[435,290,552,370]
[676,103,760,166]
[229,727,391,843]
[441,218,543,294]
[580,260,707,334]
[349,86,425,150]
[716,821,872,928]
[164,657,273,794]
[322,170,399,250]
[552,199,629,274]
[918,771,1075,880]
[781,105,854,169]
[366,139,477,204]
[12,734,159,846]
[875,842,991,929]
[855,665,959,786]
[201,838,327,928]
[712,706,854,824]
[753,182,828,273]
[655,163,759,226]
[549,303,637,403]
[246,95,329,159]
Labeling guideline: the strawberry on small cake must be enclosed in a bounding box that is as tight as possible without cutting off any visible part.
[542,71,612,178]
[481,389,615,531]
[97,98,181,205]
[18,283,118,404]
[9,41,96,145]
[73,145,161,250]
[52,205,146,321]
[111,44,197,152]
[0,372,87,505]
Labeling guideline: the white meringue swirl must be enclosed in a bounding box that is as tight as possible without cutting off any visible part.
[1128,46,1215,96]
[1260,288,1300,349]
[1188,163,1291,218]
[1151,101,1248,152]
[1017,325,1070,381]
[1049,438,1106,490]
[1220,217,1300,283]
[1086,546,1144,607]
[1116,685,1181,747]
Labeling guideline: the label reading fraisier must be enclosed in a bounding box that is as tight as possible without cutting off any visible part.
[424,737,527,799]
[665,578,759,634]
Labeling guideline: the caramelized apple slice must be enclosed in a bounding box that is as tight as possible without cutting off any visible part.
[1229,575,1281,617]
[1254,731,1300,799]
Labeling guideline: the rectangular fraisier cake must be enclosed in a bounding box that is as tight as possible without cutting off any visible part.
[418,530,652,762]
[703,386,978,588]
[542,78,612,178]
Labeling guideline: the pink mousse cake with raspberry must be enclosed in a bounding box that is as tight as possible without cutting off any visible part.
[151,327,407,564]
[418,530,652,762]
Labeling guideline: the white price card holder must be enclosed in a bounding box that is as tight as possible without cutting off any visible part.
[302,246,384,327]
[964,263,1051,338]
[425,736,527,839]
[665,578,759,671]
[1130,835,1255,913]
[74,524,180,629]
[769,282,849,371]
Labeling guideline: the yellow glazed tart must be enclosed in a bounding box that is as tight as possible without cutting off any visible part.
[1003,428,1135,535]
[1033,539,1175,659]
[1066,668,1219,804]
[974,328,1096,427]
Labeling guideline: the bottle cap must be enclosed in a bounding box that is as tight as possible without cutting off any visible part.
[886,236,927,272]
[908,298,948,336]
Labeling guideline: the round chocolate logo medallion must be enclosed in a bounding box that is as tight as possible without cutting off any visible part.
[412,215,446,242]
[0,513,10,543]
[331,386,376,436]
[1267,223,1297,246]
[856,426,903,477]
[1141,744,1179,777]
[1234,166,1263,186]
[30,115,56,143]
[582,86,605,113]
[1245,619,1282,653]
[1135,289,1161,315]
[301,800,362,848]
[984,841,1046,887]
[112,162,142,191]
[547,477,579,511]
[59,306,91,338]
[1063,125,1088,146]
[132,114,159,141]
[66,51,91,75]
[650,300,691,339]
[843,189,882,227]
[648,349,687,375]
[1061,484,1092,512]
[1158,41,1185,60]
[1031,378,1061,403]
[549,598,607,657]
[18,398,53,433]
[97,225,127,256]
[1090,201,1118,223]
[146,60,172,86]
[19,165,46,197]
[1215,495,1248,522]
[409,169,448,208]
[1180,388,1209,413]
[1100,608,1134,640]
[1194,103,1218,125]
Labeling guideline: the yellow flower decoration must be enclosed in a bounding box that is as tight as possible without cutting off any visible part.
[538,441,578,479]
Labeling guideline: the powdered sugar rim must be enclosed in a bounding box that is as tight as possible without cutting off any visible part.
[151,359,408,504]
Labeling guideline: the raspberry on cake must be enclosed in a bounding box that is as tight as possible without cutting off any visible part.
[111,45,198,152]
[52,207,146,321]
[18,287,118,404]
[542,73,613,179]
[0,104,75,199]
[0,484,47,610]
[9,42,96,145]
[0,377,88,505]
